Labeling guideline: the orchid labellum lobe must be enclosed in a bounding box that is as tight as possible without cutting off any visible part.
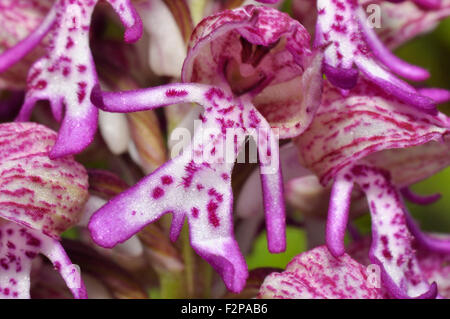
[0,0,142,158]
[0,122,89,299]
[314,0,435,111]
[294,79,450,298]
[88,5,323,293]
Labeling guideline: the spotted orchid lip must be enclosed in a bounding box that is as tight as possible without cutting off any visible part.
[0,0,143,158]
[0,222,87,299]
[89,82,286,293]
[295,80,449,186]
[0,122,89,238]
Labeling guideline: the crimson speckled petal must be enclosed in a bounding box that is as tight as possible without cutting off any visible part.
[315,0,434,110]
[8,0,142,158]
[345,165,436,298]
[258,245,383,299]
[295,80,449,186]
[349,236,450,298]
[0,122,89,299]
[0,122,89,238]
[89,83,285,292]
[182,5,323,138]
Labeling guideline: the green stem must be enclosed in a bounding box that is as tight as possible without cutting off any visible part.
[181,225,195,297]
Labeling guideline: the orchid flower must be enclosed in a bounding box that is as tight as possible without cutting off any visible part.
[294,78,450,298]
[360,0,450,50]
[0,0,143,158]
[314,0,439,111]
[87,5,323,293]
[0,122,89,299]
[258,245,385,298]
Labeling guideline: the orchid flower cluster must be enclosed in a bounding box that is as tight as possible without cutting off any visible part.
[0,0,449,299]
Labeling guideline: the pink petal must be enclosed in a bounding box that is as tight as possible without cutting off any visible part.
[0,222,87,299]
[366,0,450,50]
[0,122,89,238]
[315,0,434,109]
[357,9,430,81]
[89,83,285,292]
[295,80,449,185]
[405,211,450,254]
[258,245,383,299]
[349,165,436,298]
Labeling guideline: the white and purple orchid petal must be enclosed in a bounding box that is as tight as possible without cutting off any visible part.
[0,122,89,238]
[98,111,131,155]
[349,235,450,298]
[0,1,56,73]
[106,0,143,43]
[326,175,354,257]
[258,245,383,299]
[400,187,441,205]
[416,244,450,298]
[183,5,323,138]
[0,222,87,299]
[89,84,284,293]
[14,0,142,158]
[365,0,450,50]
[356,8,429,82]
[315,0,434,109]
[38,229,88,299]
[295,80,449,185]
[135,0,188,77]
[349,165,436,299]
[405,211,450,254]
[364,134,450,187]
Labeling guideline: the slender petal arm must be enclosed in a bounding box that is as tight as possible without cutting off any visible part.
[401,187,441,205]
[0,3,56,73]
[326,174,354,257]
